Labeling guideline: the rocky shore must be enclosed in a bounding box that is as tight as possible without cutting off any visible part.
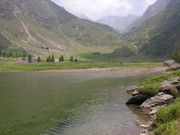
[126,60,180,135]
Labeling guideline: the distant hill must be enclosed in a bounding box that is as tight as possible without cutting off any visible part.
[125,1,180,58]
[96,15,139,33]
[0,0,126,57]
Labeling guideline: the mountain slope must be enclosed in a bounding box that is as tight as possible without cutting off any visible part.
[127,0,178,31]
[125,2,180,58]
[0,0,125,57]
[96,15,139,33]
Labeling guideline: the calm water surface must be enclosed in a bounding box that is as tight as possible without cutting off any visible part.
[0,71,151,135]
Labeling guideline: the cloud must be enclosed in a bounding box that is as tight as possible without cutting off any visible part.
[52,0,133,20]
[51,0,157,20]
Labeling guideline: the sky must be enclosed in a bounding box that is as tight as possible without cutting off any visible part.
[51,0,157,20]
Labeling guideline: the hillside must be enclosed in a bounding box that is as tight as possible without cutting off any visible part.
[127,0,176,31]
[125,2,180,58]
[0,0,125,57]
[96,15,139,33]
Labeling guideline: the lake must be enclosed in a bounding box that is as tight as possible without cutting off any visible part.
[0,71,151,135]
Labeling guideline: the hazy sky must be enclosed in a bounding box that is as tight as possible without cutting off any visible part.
[51,0,157,20]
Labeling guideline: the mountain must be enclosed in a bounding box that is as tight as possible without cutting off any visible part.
[127,0,178,31]
[0,0,125,57]
[125,1,180,58]
[78,14,92,21]
[96,15,139,33]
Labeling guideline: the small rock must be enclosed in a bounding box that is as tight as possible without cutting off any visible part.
[140,130,148,135]
[140,124,150,128]
[126,86,138,93]
[132,91,140,96]
[149,109,157,115]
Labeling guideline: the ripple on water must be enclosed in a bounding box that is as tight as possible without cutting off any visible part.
[43,87,148,135]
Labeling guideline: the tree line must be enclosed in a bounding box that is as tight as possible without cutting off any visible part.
[27,54,79,63]
[0,50,27,58]
[0,50,79,63]
[45,55,78,63]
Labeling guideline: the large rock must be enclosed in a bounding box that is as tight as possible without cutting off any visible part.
[140,92,173,110]
[159,77,180,96]
[126,86,138,93]
[126,93,150,105]
[164,60,180,71]
[168,63,180,71]
[164,60,176,67]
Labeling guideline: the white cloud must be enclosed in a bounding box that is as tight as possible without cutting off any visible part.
[52,0,133,20]
[51,0,157,20]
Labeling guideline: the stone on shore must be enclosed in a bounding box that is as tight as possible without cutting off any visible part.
[126,86,138,93]
[140,92,173,110]
[164,60,176,67]
[169,63,180,71]
[164,60,180,71]
[159,77,180,96]
[126,93,150,105]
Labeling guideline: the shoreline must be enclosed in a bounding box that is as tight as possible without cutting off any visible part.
[0,67,168,74]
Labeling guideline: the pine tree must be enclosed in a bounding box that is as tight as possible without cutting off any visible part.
[0,50,2,57]
[59,55,64,62]
[51,54,55,62]
[37,56,41,63]
[74,58,78,62]
[70,56,74,62]
[28,54,32,63]
[46,55,51,62]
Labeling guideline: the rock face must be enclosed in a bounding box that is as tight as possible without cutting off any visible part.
[126,86,138,93]
[126,93,150,105]
[140,92,173,110]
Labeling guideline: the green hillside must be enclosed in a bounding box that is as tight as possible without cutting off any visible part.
[125,3,180,58]
[0,0,126,58]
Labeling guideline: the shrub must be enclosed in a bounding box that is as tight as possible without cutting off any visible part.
[37,56,41,63]
[172,51,180,63]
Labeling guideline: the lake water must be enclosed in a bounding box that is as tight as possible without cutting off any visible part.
[0,71,151,135]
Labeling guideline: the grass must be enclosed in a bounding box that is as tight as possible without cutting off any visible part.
[139,70,180,96]
[0,61,122,71]
[0,57,163,72]
[153,98,180,135]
